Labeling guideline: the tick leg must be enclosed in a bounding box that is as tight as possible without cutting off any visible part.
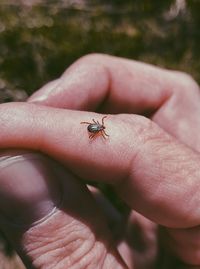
[102,116,107,125]
[102,129,109,137]
[81,121,92,124]
[89,133,96,139]
[100,131,107,140]
[92,119,98,124]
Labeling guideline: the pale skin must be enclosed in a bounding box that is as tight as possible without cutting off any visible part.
[0,54,200,268]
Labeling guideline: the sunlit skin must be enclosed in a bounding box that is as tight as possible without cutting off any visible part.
[1,54,200,268]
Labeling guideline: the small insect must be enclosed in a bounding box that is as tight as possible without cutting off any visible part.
[80,116,109,139]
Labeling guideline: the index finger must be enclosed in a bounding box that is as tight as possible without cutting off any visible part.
[29,54,200,151]
[29,54,199,113]
[1,102,200,229]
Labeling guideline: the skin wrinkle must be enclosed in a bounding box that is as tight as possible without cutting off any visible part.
[107,114,153,190]
[31,243,73,269]
[28,217,122,266]
[1,102,200,227]
[37,238,93,269]
[19,169,123,268]
[114,116,173,204]
[23,213,106,269]
[2,53,198,264]
[30,55,199,266]
[68,240,106,269]
[50,239,107,269]
[119,120,199,225]
[25,217,91,251]
[136,141,200,226]
[25,228,83,257]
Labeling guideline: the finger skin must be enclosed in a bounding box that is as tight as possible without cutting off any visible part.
[28,54,200,266]
[29,54,200,151]
[1,102,200,229]
[28,53,193,114]
[0,152,126,269]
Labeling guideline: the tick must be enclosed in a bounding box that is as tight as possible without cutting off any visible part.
[80,116,109,139]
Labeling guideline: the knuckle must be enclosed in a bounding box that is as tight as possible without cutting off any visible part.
[116,114,167,144]
[76,53,105,65]
[114,114,171,171]
[173,71,200,95]
[178,72,196,84]
[65,53,109,82]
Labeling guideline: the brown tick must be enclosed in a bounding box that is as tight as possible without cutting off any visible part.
[81,116,109,139]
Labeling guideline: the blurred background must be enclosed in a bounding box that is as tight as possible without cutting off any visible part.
[0,0,200,268]
[1,0,200,102]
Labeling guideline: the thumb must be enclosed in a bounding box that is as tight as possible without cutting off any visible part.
[0,150,126,269]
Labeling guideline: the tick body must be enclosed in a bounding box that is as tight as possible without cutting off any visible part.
[81,116,109,139]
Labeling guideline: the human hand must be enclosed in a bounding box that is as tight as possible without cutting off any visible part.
[1,54,200,268]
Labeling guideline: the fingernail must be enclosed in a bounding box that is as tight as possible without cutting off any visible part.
[0,150,61,226]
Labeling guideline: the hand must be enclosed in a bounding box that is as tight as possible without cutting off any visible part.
[1,54,200,268]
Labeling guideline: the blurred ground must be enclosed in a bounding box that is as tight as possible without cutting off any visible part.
[1,0,200,102]
[0,0,200,268]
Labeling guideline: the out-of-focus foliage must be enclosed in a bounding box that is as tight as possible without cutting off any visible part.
[0,0,200,102]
